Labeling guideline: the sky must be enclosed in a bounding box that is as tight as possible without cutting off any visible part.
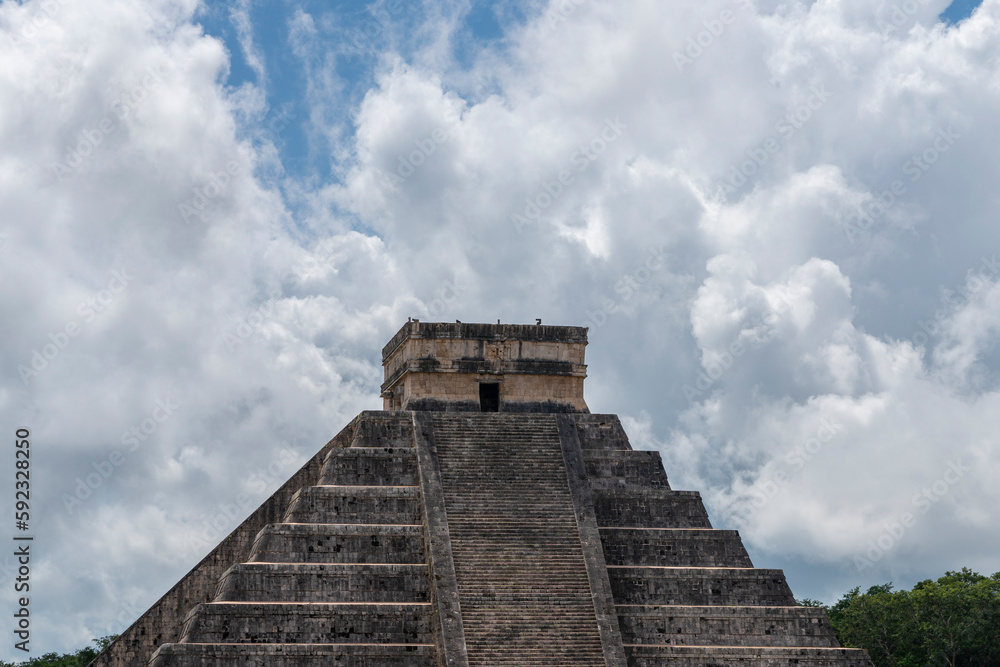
[0,0,997,658]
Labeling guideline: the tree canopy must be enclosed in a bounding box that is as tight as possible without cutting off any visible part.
[825,569,1000,667]
[0,636,116,667]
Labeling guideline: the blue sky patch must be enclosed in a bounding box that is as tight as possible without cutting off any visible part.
[940,0,983,24]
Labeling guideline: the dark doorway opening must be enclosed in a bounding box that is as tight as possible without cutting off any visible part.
[479,383,500,412]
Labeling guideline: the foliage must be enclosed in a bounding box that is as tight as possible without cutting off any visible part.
[797,597,827,607]
[0,636,117,667]
[826,569,1000,667]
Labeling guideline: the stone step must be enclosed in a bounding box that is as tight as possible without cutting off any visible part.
[248,523,425,564]
[214,563,429,603]
[179,602,433,644]
[452,578,595,590]
[320,448,418,486]
[617,605,840,647]
[608,567,797,606]
[593,489,713,528]
[583,450,671,490]
[624,645,874,666]
[600,528,753,567]
[148,642,437,667]
[573,415,633,451]
[464,645,605,667]
[350,412,415,449]
[282,486,421,524]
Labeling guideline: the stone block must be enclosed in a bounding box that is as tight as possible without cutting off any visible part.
[214,563,430,603]
[282,486,421,525]
[600,528,752,568]
[149,643,437,667]
[584,451,670,490]
[608,566,796,606]
[618,605,839,647]
[180,602,433,644]
[593,490,713,529]
[249,523,425,564]
[320,448,418,486]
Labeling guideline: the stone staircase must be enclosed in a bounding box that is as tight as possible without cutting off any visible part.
[430,413,607,667]
[126,410,870,667]
[574,415,872,667]
[147,413,439,667]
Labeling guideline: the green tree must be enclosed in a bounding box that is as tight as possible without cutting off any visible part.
[829,584,917,667]
[828,570,1000,667]
[797,597,827,607]
[0,636,117,667]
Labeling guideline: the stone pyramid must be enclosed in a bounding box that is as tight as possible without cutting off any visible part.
[92,321,873,667]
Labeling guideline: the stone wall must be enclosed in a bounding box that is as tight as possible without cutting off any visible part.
[381,321,589,412]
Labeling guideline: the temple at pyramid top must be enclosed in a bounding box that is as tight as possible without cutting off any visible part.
[380,320,589,413]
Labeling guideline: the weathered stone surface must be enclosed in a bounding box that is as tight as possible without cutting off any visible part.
[249,523,425,564]
[617,605,839,647]
[148,643,437,667]
[555,414,629,667]
[214,562,429,603]
[584,451,671,490]
[320,448,418,486]
[600,528,753,568]
[350,411,416,449]
[381,322,589,413]
[574,415,634,452]
[608,566,797,606]
[180,602,433,644]
[593,489,714,529]
[281,486,421,525]
[624,646,874,666]
[432,414,606,667]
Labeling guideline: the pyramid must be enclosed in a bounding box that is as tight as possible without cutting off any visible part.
[92,321,873,666]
